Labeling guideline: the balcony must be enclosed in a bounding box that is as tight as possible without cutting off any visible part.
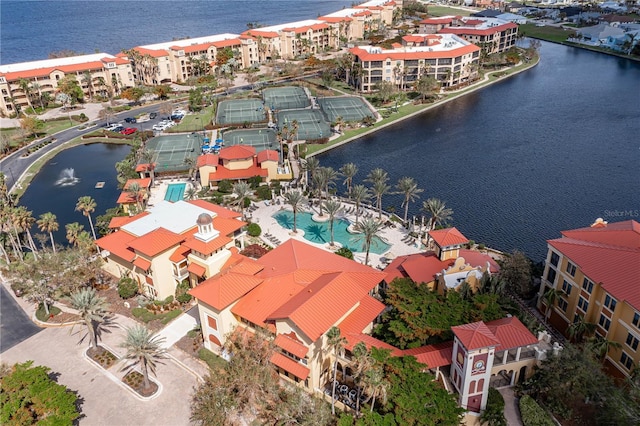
[173,267,188,281]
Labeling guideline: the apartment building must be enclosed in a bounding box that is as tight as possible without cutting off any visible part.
[537,218,640,378]
[0,53,133,116]
[319,0,398,42]
[350,33,480,92]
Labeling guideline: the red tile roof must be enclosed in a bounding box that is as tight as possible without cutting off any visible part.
[420,17,454,24]
[548,220,640,309]
[452,321,500,351]
[133,256,151,271]
[208,165,268,182]
[319,16,353,23]
[429,227,469,248]
[439,22,517,36]
[219,145,256,160]
[339,296,387,351]
[400,341,453,369]
[95,231,137,262]
[1,60,119,81]
[182,234,232,256]
[189,273,263,311]
[128,227,184,257]
[256,149,279,163]
[169,245,191,262]
[270,352,310,380]
[187,262,206,277]
[242,30,280,38]
[135,163,155,172]
[108,213,149,229]
[132,47,169,58]
[187,199,242,219]
[458,249,500,272]
[123,178,152,189]
[486,317,538,352]
[274,334,308,359]
[197,153,219,167]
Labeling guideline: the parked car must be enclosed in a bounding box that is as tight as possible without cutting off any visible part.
[152,124,166,131]
[149,112,157,119]
[124,117,137,123]
[106,124,124,132]
[121,128,137,135]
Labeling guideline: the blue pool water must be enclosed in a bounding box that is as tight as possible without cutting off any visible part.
[165,183,186,202]
[272,211,390,255]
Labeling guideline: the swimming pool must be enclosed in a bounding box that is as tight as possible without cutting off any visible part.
[164,183,186,202]
[272,211,390,255]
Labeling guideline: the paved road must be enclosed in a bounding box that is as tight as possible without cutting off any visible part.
[0,284,42,353]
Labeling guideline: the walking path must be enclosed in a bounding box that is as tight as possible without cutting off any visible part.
[499,388,524,426]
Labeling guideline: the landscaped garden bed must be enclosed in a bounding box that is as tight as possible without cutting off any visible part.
[122,370,158,397]
[87,346,118,369]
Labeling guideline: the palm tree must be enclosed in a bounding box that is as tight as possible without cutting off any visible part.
[37,212,59,253]
[318,167,338,207]
[352,342,373,416]
[326,326,347,415]
[184,186,197,201]
[543,287,562,323]
[81,71,93,101]
[13,206,38,259]
[351,184,370,226]
[284,191,307,233]
[302,157,320,189]
[339,163,358,198]
[567,317,596,343]
[138,149,156,184]
[76,196,97,240]
[371,179,391,220]
[65,222,84,247]
[364,364,388,413]
[323,199,342,247]
[396,176,423,225]
[126,182,144,213]
[18,78,33,113]
[68,288,111,348]
[352,217,385,266]
[120,324,167,390]
[588,336,622,364]
[422,198,453,232]
[232,181,252,219]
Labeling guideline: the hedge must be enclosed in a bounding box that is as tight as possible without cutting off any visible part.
[247,222,261,237]
[519,395,555,426]
[132,307,182,324]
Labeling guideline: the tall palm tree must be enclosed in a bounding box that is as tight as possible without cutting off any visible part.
[302,157,320,189]
[396,176,423,225]
[81,71,93,101]
[65,222,84,247]
[315,167,338,215]
[76,196,97,240]
[13,206,38,259]
[364,364,388,413]
[352,342,373,416]
[68,288,111,348]
[326,326,347,415]
[138,149,156,184]
[339,163,358,198]
[567,317,596,343]
[37,212,59,253]
[371,179,391,220]
[18,78,33,113]
[232,181,252,219]
[184,186,197,201]
[323,199,342,247]
[351,184,370,226]
[588,336,622,364]
[126,182,144,213]
[284,191,307,233]
[422,197,454,244]
[543,287,562,323]
[120,324,167,390]
[352,217,385,266]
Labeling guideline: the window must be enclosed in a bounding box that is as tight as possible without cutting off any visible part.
[620,352,634,370]
[565,262,576,276]
[626,333,639,351]
[604,295,617,311]
[207,316,218,330]
[558,298,568,312]
[577,296,589,312]
[599,314,611,331]
[550,252,560,266]
[546,267,557,284]
[633,312,640,328]
[562,280,572,296]
[582,278,594,293]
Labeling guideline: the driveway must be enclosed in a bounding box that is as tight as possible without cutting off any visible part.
[0,284,42,353]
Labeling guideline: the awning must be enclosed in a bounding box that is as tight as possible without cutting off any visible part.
[270,352,310,380]
[187,262,206,277]
[274,334,308,359]
[133,257,151,271]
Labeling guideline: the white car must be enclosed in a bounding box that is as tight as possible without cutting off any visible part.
[152,123,167,131]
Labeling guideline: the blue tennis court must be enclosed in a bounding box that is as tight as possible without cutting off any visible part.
[164,183,186,202]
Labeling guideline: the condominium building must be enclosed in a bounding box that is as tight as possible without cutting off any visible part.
[319,0,398,42]
[349,33,480,92]
[0,53,133,116]
[537,219,640,378]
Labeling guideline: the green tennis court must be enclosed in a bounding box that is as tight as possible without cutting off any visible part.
[145,134,200,173]
[263,86,310,110]
[318,96,375,123]
[277,109,331,141]
[222,128,277,152]
[216,99,267,125]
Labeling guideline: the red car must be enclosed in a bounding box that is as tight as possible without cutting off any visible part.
[121,128,137,135]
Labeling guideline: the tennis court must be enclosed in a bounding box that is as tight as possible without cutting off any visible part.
[318,96,375,123]
[277,109,331,141]
[216,99,267,125]
[145,134,200,173]
[263,86,310,110]
[222,128,277,152]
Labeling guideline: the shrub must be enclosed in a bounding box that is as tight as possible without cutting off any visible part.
[177,293,193,304]
[35,304,62,322]
[256,185,272,200]
[467,239,475,249]
[480,388,506,426]
[117,277,138,299]
[161,309,182,324]
[335,247,354,260]
[519,395,555,426]
[198,348,227,371]
[217,180,232,193]
[247,222,261,237]
[176,280,192,304]
[153,295,174,306]
[247,175,262,189]
[132,307,156,322]
[478,243,486,250]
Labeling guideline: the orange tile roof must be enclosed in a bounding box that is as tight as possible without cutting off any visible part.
[452,321,500,351]
[135,163,155,172]
[128,227,184,257]
[224,258,264,275]
[189,273,263,310]
[95,230,137,262]
[132,47,169,58]
[213,216,246,236]
[182,234,232,256]
[270,352,309,380]
[400,341,453,369]
[188,262,206,277]
[169,244,191,262]
[213,38,242,48]
[486,317,538,352]
[439,22,517,36]
[242,30,280,38]
[400,253,452,284]
[548,220,640,309]
[197,153,219,167]
[133,256,151,271]
[208,165,268,182]
[429,227,469,248]
[319,16,353,23]
[124,178,152,189]
[350,44,479,61]
[117,191,143,204]
[187,199,242,219]
[420,17,454,24]
[2,61,110,81]
[256,149,279,163]
[274,334,308,359]
[219,145,256,160]
[339,296,387,351]
[108,212,149,229]
[172,43,214,54]
[346,333,398,353]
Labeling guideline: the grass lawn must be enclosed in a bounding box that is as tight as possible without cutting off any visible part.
[519,23,575,43]
[171,108,215,132]
[427,5,473,17]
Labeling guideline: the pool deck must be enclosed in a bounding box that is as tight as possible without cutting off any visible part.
[248,196,423,269]
[146,178,195,207]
